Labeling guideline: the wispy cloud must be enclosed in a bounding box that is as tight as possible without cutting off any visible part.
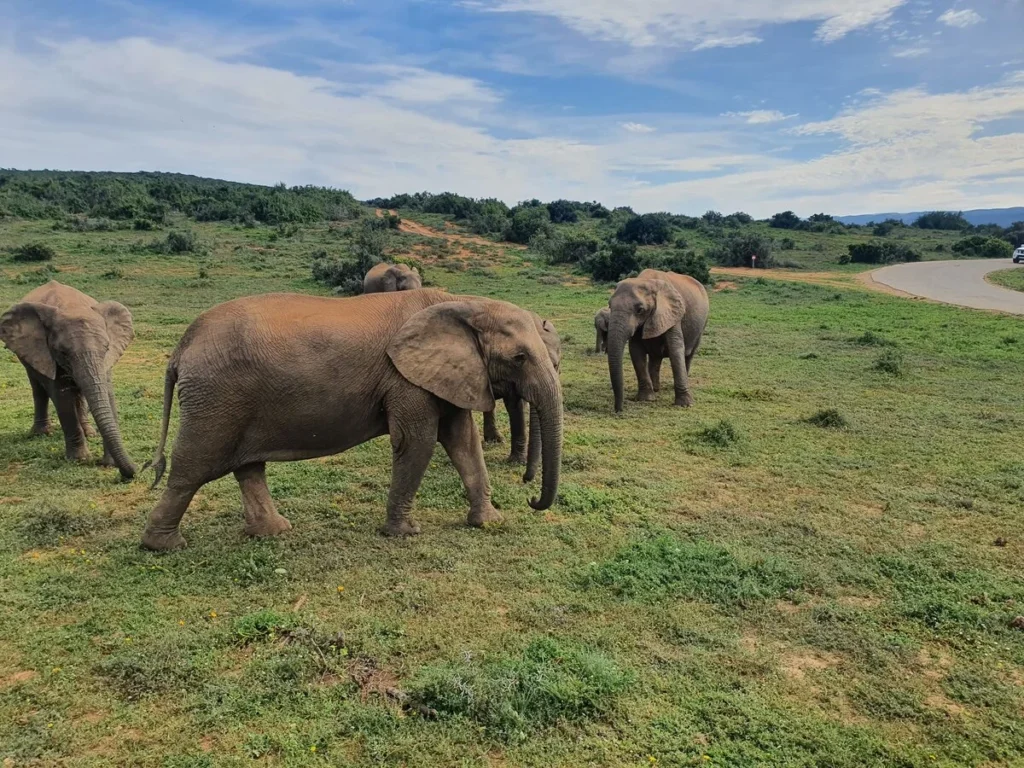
[724,110,798,124]
[621,122,656,133]
[892,45,930,57]
[468,0,907,49]
[938,8,983,27]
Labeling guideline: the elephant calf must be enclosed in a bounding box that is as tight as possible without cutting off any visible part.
[482,313,560,479]
[0,280,137,478]
[606,269,709,412]
[594,307,610,353]
[141,289,563,551]
[363,262,422,293]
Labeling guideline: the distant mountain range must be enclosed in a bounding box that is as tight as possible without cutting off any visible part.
[837,207,1024,228]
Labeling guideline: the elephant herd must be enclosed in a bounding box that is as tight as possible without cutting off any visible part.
[0,264,708,551]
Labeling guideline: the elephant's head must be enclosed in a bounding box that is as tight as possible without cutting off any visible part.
[606,277,685,412]
[390,264,422,291]
[388,299,562,510]
[595,306,610,332]
[0,300,137,478]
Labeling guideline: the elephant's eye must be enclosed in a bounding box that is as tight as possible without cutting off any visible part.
[634,303,644,314]
[513,351,528,364]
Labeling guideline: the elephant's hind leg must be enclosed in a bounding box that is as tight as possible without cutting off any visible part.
[235,463,292,538]
[29,374,51,436]
[382,410,438,537]
[141,480,198,551]
[482,409,503,444]
[440,408,501,528]
[648,356,664,393]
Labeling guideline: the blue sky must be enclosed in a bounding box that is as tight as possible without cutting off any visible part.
[1,0,1022,216]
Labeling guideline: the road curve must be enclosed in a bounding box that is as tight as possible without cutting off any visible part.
[869,259,1024,315]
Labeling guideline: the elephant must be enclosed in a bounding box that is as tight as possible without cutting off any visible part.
[482,313,560,480]
[606,268,709,413]
[594,306,610,353]
[0,281,137,479]
[140,289,563,551]
[363,262,422,293]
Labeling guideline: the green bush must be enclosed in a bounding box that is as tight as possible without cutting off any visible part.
[951,236,1012,259]
[913,211,970,231]
[546,199,579,224]
[805,408,849,429]
[779,237,796,250]
[706,233,775,269]
[617,212,673,245]
[642,248,711,284]
[579,242,639,282]
[540,229,601,265]
[848,241,920,264]
[408,636,631,742]
[11,243,56,262]
[769,210,802,229]
[874,349,906,376]
[505,205,552,244]
[697,419,740,448]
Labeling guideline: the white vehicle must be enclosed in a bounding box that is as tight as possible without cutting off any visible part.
[1014,246,1024,264]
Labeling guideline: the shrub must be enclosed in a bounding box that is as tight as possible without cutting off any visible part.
[579,242,640,282]
[408,636,631,742]
[11,243,56,262]
[874,349,905,376]
[727,211,753,225]
[854,330,894,346]
[933,244,946,252]
[805,408,849,429]
[951,236,1012,260]
[706,233,774,269]
[151,230,200,255]
[133,218,157,231]
[913,211,971,231]
[770,210,802,229]
[505,205,552,244]
[702,210,724,224]
[808,213,834,223]
[697,419,740,448]
[642,248,711,285]
[617,213,673,245]
[779,237,796,251]
[848,241,920,264]
[541,229,601,265]
[838,252,852,265]
[546,199,579,224]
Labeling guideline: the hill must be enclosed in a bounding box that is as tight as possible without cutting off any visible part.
[838,207,1024,228]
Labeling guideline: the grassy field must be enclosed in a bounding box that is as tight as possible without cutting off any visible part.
[987,267,1024,293]
[2,216,1024,767]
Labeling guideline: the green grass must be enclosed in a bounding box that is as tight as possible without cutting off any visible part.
[2,216,1024,765]
[986,267,1024,293]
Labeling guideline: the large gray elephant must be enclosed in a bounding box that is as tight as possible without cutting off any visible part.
[606,268,709,413]
[140,290,562,551]
[482,313,560,480]
[594,307,610,353]
[363,262,422,293]
[0,281,137,478]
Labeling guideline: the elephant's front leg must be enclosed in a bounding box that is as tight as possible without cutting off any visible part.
[665,326,694,407]
[648,356,664,393]
[235,462,293,537]
[482,408,503,444]
[54,387,90,462]
[28,373,52,436]
[505,396,527,464]
[629,337,656,401]
[439,408,500,527]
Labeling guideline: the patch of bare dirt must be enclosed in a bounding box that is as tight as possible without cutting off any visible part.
[837,595,882,610]
[713,280,738,292]
[348,659,405,704]
[2,670,37,687]
[924,692,966,717]
[780,650,840,681]
[376,208,524,251]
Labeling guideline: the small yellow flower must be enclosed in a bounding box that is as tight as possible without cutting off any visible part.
[702,757,711,762]
[648,757,657,765]
[209,611,218,619]
[179,620,185,626]
[47,722,53,728]
[52,667,61,673]
[337,586,344,593]
[124,637,132,643]
[310,745,317,753]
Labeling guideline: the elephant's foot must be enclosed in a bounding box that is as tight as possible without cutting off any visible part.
[82,423,97,438]
[674,392,695,408]
[66,445,91,462]
[140,527,188,551]
[634,390,657,402]
[30,423,52,437]
[468,503,503,528]
[382,517,421,537]
[507,449,527,465]
[245,513,293,538]
[483,430,504,445]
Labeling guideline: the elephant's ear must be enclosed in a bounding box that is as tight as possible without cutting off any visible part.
[388,302,495,411]
[0,302,57,379]
[643,280,686,339]
[96,301,134,367]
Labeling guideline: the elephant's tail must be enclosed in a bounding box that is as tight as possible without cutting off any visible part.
[142,360,177,489]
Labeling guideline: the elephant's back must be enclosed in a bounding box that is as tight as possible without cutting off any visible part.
[638,269,708,304]
[22,280,97,310]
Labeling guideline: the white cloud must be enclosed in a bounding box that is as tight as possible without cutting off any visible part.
[892,46,930,57]
[938,8,984,27]
[1,35,1022,219]
[621,121,656,133]
[724,110,798,124]
[469,0,907,49]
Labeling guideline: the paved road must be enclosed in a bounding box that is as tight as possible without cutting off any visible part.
[870,259,1024,315]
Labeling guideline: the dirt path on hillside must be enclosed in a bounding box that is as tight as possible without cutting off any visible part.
[375,209,523,251]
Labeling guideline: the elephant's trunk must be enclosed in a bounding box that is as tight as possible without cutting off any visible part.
[526,374,562,511]
[607,316,632,413]
[81,369,136,480]
[523,404,541,483]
